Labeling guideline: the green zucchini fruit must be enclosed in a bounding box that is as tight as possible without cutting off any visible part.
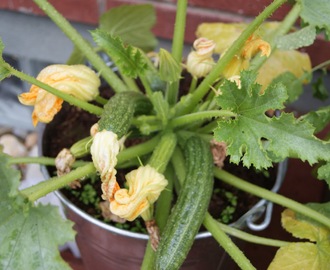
[155,136,214,270]
[98,91,151,137]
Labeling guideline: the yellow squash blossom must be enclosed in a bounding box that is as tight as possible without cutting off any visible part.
[222,35,271,79]
[110,165,168,221]
[18,64,100,126]
[186,37,216,78]
[90,130,120,201]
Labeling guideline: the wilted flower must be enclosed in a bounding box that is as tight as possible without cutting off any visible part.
[210,140,227,168]
[99,201,126,223]
[90,129,120,182]
[222,35,271,79]
[187,37,216,78]
[110,165,168,221]
[55,148,75,176]
[242,35,271,59]
[18,64,100,126]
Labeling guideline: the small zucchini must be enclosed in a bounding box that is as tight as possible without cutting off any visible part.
[98,91,151,137]
[155,136,214,270]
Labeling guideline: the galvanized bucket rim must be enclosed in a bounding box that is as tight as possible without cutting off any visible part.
[38,123,288,241]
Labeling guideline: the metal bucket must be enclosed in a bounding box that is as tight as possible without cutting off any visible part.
[38,123,288,270]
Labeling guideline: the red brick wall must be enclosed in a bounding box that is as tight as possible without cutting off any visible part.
[0,0,99,24]
[0,0,294,41]
[0,0,328,66]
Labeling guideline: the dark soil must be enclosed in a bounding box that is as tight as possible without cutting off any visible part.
[41,81,277,233]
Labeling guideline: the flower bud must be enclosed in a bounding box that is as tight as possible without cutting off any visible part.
[187,37,215,78]
[18,64,100,126]
[193,37,216,57]
[70,136,92,158]
[110,165,168,221]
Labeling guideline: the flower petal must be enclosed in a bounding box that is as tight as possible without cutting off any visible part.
[110,165,168,221]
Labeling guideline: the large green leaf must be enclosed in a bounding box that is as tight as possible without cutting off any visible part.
[92,29,148,78]
[0,152,75,269]
[99,4,157,52]
[299,0,330,37]
[214,71,330,169]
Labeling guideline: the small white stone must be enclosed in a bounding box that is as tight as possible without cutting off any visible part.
[0,134,27,157]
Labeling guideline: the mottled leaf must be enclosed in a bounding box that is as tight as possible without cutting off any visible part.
[214,71,330,169]
[0,152,75,269]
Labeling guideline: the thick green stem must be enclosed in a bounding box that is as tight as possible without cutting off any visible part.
[8,156,55,166]
[210,219,289,247]
[174,0,288,116]
[141,132,177,270]
[33,0,127,93]
[148,132,177,173]
[95,95,108,105]
[21,163,95,202]
[170,146,186,192]
[188,76,198,93]
[139,75,154,98]
[203,212,256,270]
[168,110,236,129]
[155,165,175,232]
[214,167,330,229]
[117,135,161,165]
[167,0,187,105]
[10,67,103,115]
[197,120,218,134]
